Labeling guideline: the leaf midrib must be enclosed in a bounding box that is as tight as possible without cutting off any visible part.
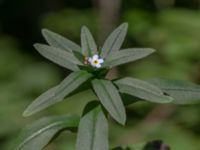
[160,88,200,92]
[82,29,91,57]
[90,111,98,150]
[117,81,163,97]
[98,80,123,121]
[55,71,90,98]
[108,50,151,62]
[17,121,68,149]
[38,45,79,66]
[105,27,123,57]
[48,34,72,52]
[28,72,91,114]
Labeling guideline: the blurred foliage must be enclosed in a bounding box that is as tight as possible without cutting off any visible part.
[124,9,200,80]
[1,0,200,149]
[41,9,98,42]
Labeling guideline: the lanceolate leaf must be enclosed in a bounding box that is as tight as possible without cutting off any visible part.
[103,48,155,68]
[15,114,79,150]
[92,79,126,125]
[23,86,59,117]
[55,70,93,98]
[42,29,81,53]
[23,89,97,117]
[34,44,82,71]
[115,77,173,103]
[81,26,98,57]
[148,78,200,104]
[76,107,108,150]
[23,71,93,117]
[100,23,128,58]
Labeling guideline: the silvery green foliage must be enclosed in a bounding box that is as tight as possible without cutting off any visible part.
[76,106,108,150]
[148,78,200,104]
[15,114,79,150]
[16,23,200,150]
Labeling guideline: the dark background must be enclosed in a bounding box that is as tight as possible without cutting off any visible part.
[1,0,200,149]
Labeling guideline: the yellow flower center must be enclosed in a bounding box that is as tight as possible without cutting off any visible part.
[93,60,98,64]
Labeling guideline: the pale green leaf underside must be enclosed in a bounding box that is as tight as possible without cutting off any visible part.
[148,78,200,104]
[23,86,60,117]
[81,26,98,57]
[92,79,126,125]
[55,70,93,98]
[42,29,81,53]
[15,114,79,150]
[103,48,155,68]
[24,89,97,117]
[34,44,82,71]
[100,23,128,58]
[76,108,108,150]
[115,77,173,103]
[23,71,93,117]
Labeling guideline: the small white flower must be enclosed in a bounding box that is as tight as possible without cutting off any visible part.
[88,54,104,68]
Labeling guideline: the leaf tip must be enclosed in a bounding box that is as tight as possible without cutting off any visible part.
[166,95,174,102]
[41,28,49,34]
[122,119,126,126]
[118,116,126,126]
[81,26,89,31]
[150,48,156,53]
[122,22,129,27]
[119,22,129,31]
[33,43,40,48]
[22,104,37,117]
[33,43,44,52]
[115,109,127,126]
[22,109,31,117]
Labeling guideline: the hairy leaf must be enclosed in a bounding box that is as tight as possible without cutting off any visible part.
[148,78,200,104]
[103,48,155,68]
[15,114,79,150]
[23,86,59,117]
[81,26,98,56]
[115,77,173,103]
[92,79,126,125]
[34,44,82,71]
[23,71,93,117]
[42,29,81,53]
[100,23,128,58]
[76,107,108,150]
[55,70,93,98]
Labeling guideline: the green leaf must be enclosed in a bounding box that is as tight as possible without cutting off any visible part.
[42,29,81,53]
[81,101,100,116]
[81,26,98,57]
[148,78,200,104]
[92,79,126,125]
[103,48,155,68]
[76,107,108,150]
[55,70,93,98]
[34,44,82,71]
[23,86,59,117]
[23,71,93,117]
[100,23,128,58]
[15,114,79,150]
[115,77,173,103]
